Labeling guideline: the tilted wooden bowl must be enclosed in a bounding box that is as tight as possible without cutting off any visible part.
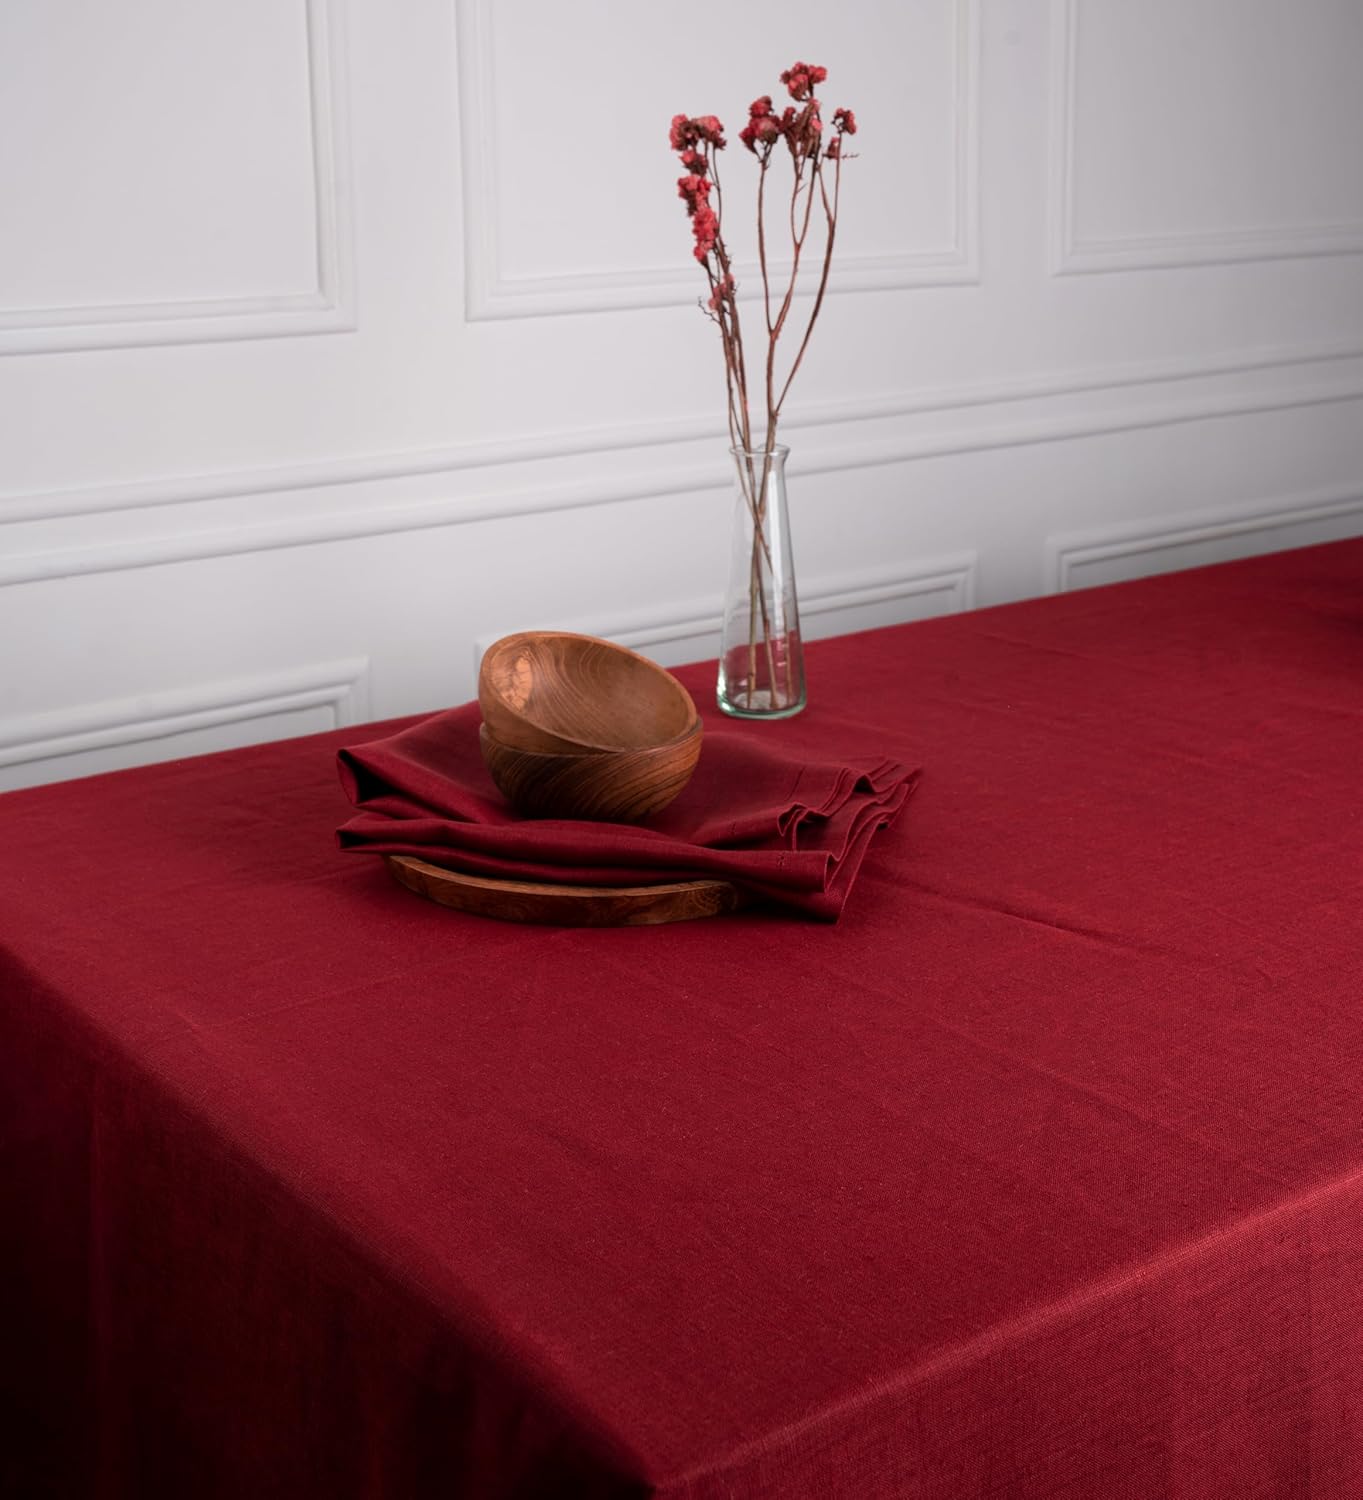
[479,631,699,754]
[479,721,702,822]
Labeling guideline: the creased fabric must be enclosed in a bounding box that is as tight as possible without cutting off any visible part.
[337,702,918,919]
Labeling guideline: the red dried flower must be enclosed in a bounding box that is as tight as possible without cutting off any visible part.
[691,202,718,261]
[833,107,857,135]
[740,96,783,153]
[781,101,823,159]
[670,114,727,153]
[680,147,707,174]
[677,172,711,208]
[779,61,827,101]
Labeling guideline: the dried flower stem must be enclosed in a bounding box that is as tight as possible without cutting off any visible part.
[671,72,857,710]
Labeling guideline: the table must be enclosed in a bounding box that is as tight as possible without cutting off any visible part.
[3,540,1362,1498]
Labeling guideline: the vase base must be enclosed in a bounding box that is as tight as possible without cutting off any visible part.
[716,690,807,721]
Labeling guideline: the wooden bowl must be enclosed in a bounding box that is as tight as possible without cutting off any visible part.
[479,721,702,822]
[479,631,699,754]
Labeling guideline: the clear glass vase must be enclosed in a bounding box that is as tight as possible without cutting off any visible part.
[717,444,806,719]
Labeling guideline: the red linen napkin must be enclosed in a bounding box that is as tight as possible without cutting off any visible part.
[336,703,918,920]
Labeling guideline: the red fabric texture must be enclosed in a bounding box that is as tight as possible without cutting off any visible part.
[3,539,1363,1498]
[336,703,918,918]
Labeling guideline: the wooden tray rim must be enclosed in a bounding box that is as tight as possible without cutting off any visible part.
[384,854,745,926]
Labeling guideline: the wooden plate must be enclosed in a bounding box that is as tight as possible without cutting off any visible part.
[385,855,745,927]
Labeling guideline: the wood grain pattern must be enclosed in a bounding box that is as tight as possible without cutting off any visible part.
[385,855,745,926]
[479,721,701,821]
[479,631,699,753]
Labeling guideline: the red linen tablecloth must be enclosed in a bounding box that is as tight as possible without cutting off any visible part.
[3,540,1363,1499]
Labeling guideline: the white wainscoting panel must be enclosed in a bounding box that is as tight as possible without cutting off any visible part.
[1048,488,1363,594]
[1,0,1361,791]
[0,0,354,354]
[459,0,979,318]
[0,659,370,792]
[1051,0,1363,274]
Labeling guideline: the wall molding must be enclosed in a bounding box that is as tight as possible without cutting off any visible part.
[457,0,980,320]
[5,335,1361,528]
[1046,486,1363,593]
[472,555,977,673]
[0,657,370,770]
[3,355,1362,591]
[1047,0,1363,276]
[802,555,977,621]
[0,0,355,355]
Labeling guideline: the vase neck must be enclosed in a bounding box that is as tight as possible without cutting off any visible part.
[730,445,789,484]
[730,444,789,460]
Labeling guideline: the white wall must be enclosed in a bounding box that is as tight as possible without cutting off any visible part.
[2,0,1362,790]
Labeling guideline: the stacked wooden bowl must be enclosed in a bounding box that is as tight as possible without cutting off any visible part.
[477,632,703,821]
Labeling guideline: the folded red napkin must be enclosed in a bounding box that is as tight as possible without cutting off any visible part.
[336,703,918,919]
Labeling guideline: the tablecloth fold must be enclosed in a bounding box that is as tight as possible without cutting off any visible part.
[336,703,918,918]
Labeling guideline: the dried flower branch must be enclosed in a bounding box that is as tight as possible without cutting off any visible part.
[671,63,857,462]
[670,64,858,712]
